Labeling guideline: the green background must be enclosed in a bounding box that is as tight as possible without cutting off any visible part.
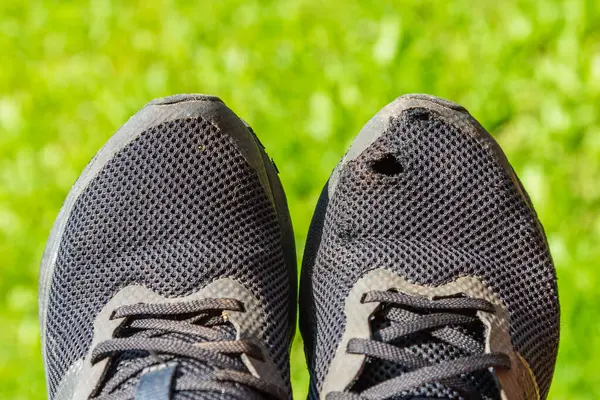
[1,0,598,398]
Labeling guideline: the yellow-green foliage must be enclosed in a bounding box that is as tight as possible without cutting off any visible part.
[0,1,598,399]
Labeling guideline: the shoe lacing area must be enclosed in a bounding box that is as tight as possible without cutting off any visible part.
[328,291,511,400]
[90,298,284,400]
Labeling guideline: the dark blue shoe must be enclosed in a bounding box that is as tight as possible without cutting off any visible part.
[40,95,296,400]
[300,94,559,400]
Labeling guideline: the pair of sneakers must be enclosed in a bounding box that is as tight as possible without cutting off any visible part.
[40,94,559,400]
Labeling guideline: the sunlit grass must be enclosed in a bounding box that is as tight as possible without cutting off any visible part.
[1,1,598,398]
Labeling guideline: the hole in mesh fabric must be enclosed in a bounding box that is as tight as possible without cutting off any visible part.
[338,225,356,243]
[371,154,404,176]
[411,109,431,121]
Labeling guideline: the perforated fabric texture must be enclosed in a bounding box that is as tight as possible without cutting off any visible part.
[45,117,293,399]
[300,108,559,399]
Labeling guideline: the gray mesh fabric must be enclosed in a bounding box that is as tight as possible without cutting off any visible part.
[300,107,559,399]
[44,116,295,399]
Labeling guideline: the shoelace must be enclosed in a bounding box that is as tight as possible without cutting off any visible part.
[327,291,512,400]
[90,298,284,400]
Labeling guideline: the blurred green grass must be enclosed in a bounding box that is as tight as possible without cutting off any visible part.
[1,0,599,398]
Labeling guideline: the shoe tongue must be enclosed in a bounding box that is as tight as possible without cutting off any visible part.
[350,323,501,399]
[99,324,258,399]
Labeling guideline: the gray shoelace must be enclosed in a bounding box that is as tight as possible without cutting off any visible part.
[90,298,284,400]
[327,291,512,400]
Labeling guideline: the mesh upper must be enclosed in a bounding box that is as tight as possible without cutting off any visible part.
[300,107,559,399]
[44,117,293,399]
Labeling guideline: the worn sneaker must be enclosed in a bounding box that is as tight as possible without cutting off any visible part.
[39,94,296,400]
[300,94,559,400]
